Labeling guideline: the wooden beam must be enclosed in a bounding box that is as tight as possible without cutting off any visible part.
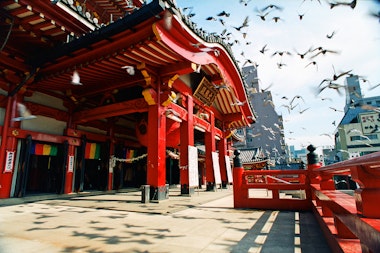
[72,98,148,123]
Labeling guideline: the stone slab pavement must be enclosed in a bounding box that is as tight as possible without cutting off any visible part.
[0,187,331,253]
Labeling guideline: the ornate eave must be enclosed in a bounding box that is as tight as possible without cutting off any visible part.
[1,0,255,138]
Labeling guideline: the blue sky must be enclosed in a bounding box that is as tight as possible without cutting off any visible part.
[175,0,380,149]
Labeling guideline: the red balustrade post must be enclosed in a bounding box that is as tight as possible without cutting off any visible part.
[351,166,380,218]
[233,150,245,208]
[307,145,334,216]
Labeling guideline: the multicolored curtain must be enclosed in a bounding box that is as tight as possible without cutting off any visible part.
[85,143,101,159]
[31,143,58,156]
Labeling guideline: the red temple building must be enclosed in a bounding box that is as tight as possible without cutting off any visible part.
[0,0,255,200]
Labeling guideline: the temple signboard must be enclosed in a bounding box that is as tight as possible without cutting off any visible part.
[193,77,218,106]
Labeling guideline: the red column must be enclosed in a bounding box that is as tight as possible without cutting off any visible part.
[108,144,114,191]
[218,137,228,188]
[0,97,17,198]
[146,103,167,201]
[180,96,194,195]
[107,121,115,191]
[64,145,75,194]
[205,111,216,191]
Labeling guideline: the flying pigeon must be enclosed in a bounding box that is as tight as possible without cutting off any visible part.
[11,103,37,121]
[121,66,135,75]
[71,70,82,85]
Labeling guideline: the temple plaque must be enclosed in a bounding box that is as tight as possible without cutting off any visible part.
[193,77,218,106]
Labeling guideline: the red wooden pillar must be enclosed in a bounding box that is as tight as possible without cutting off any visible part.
[146,103,167,201]
[64,109,77,194]
[64,145,75,194]
[180,96,194,195]
[107,121,115,191]
[218,136,228,188]
[108,144,114,191]
[205,111,216,191]
[0,97,17,198]
[351,166,380,218]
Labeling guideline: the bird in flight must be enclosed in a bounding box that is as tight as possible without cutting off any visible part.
[261,4,283,12]
[290,95,305,106]
[311,48,340,58]
[294,47,312,59]
[326,30,337,39]
[12,103,37,121]
[259,44,269,54]
[329,107,343,112]
[231,99,247,106]
[328,0,357,9]
[71,70,82,85]
[272,16,283,23]
[272,50,292,58]
[299,107,310,114]
[217,11,230,17]
[298,12,306,20]
[305,61,318,71]
[233,16,249,31]
[256,11,270,21]
[239,0,251,6]
[121,66,135,75]
[213,83,230,91]
[332,65,352,81]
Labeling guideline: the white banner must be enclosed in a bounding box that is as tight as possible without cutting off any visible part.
[4,151,15,173]
[188,146,199,187]
[68,155,74,173]
[212,152,222,185]
[225,155,233,183]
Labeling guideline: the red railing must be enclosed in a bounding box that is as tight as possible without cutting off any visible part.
[233,169,310,211]
[232,150,380,253]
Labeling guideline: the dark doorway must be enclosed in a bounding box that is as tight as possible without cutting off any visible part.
[14,139,66,197]
[83,159,107,191]
[25,150,64,195]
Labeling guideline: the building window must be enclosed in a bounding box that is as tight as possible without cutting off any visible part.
[366,134,378,140]
[350,134,378,141]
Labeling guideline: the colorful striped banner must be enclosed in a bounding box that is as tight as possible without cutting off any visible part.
[126,149,135,159]
[32,143,58,156]
[85,143,100,159]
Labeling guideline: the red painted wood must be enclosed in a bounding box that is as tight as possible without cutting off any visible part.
[233,165,244,208]
[180,96,194,190]
[153,21,254,126]
[64,145,75,194]
[146,104,166,188]
[0,98,15,198]
[205,112,216,186]
[72,98,149,123]
[218,137,228,184]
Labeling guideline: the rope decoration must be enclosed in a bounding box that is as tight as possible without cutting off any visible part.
[110,150,180,167]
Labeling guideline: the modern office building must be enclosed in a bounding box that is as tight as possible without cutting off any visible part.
[335,75,380,160]
[233,65,287,167]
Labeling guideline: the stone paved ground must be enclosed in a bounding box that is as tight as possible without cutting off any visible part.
[0,187,331,253]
